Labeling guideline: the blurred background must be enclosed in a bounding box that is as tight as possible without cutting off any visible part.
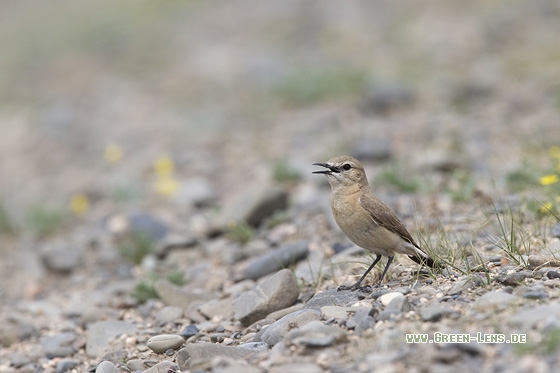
[0,0,559,289]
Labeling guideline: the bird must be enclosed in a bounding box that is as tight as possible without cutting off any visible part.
[313,155,436,291]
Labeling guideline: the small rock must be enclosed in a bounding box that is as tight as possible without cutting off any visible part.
[143,361,180,373]
[95,360,117,373]
[147,334,185,354]
[347,308,378,335]
[277,363,323,373]
[320,306,355,320]
[529,255,560,268]
[496,272,530,286]
[522,291,549,300]
[242,241,309,280]
[474,291,520,311]
[127,213,168,241]
[511,304,560,329]
[156,306,184,323]
[55,358,79,373]
[448,276,474,295]
[176,177,217,208]
[377,309,401,321]
[86,320,138,358]
[303,289,362,310]
[238,341,270,351]
[233,269,300,326]
[256,309,321,346]
[181,325,199,339]
[156,233,197,257]
[41,332,78,358]
[420,307,460,322]
[386,295,411,312]
[154,279,213,309]
[379,292,404,307]
[101,349,127,364]
[126,359,145,371]
[40,242,82,273]
[177,344,258,370]
[547,270,560,279]
[284,320,346,347]
[267,303,304,320]
[198,297,234,320]
[214,184,288,230]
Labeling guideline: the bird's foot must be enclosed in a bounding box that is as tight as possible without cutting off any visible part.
[337,284,373,293]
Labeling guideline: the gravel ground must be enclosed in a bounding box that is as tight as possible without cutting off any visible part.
[1,1,560,372]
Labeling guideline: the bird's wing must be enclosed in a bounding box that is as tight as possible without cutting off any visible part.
[359,192,419,248]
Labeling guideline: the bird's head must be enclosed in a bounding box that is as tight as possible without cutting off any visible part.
[313,155,369,190]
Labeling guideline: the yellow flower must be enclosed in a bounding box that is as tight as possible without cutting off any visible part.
[69,193,90,215]
[154,177,179,197]
[540,174,559,186]
[154,156,174,176]
[104,143,123,164]
[539,202,553,213]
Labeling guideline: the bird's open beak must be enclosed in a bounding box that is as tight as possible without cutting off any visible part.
[312,163,339,174]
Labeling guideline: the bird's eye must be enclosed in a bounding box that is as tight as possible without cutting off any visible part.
[342,163,351,171]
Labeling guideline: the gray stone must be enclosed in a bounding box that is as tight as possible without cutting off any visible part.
[86,320,138,358]
[379,292,404,307]
[303,289,362,310]
[420,307,460,322]
[320,306,355,320]
[266,303,304,320]
[40,242,82,273]
[522,291,549,299]
[101,349,127,364]
[177,343,258,371]
[126,359,145,371]
[347,308,378,335]
[156,233,197,257]
[147,334,185,354]
[143,361,180,373]
[242,240,309,280]
[511,304,560,329]
[55,358,79,373]
[41,332,78,358]
[474,291,520,311]
[284,320,346,347]
[448,276,475,295]
[277,363,323,373]
[176,177,217,208]
[95,360,117,373]
[233,269,299,326]
[215,184,288,229]
[9,352,30,368]
[127,213,168,241]
[547,270,560,279]
[156,306,184,323]
[378,309,401,321]
[529,255,560,268]
[496,272,531,286]
[238,341,270,351]
[180,324,199,339]
[198,298,234,320]
[256,309,321,346]
[386,295,411,312]
[154,279,213,309]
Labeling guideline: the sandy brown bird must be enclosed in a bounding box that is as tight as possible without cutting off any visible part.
[313,155,436,290]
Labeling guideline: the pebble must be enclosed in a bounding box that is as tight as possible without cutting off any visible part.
[156,306,184,323]
[284,320,346,347]
[256,309,321,346]
[143,361,180,373]
[496,272,530,286]
[101,349,128,364]
[420,307,460,322]
[180,324,199,339]
[41,332,78,358]
[379,292,404,306]
[126,359,145,371]
[511,304,560,330]
[95,360,117,373]
[176,176,217,208]
[347,308,378,335]
[127,213,168,241]
[233,269,300,326]
[320,306,355,320]
[238,341,270,351]
[547,270,560,279]
[522,291,549,300]
[387,294,411,312]
[198,297,234,320]
[448,276,474,295]
[55,358,79,373]
[40,241,82,273]
[147,334,185,354]
[177,343,258,371]
[242,240,309,280]
[86,320,138,358]
[473,291,520,311]
[276,363,323,373]
[303,289,362,310]
[154,279,213,309]
[267,303,304,320]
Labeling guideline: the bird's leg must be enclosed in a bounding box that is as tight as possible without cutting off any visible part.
[375,255,394,287]
[337,254,382,292]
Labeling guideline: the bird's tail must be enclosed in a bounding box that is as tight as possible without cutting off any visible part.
[408,253,438,268]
